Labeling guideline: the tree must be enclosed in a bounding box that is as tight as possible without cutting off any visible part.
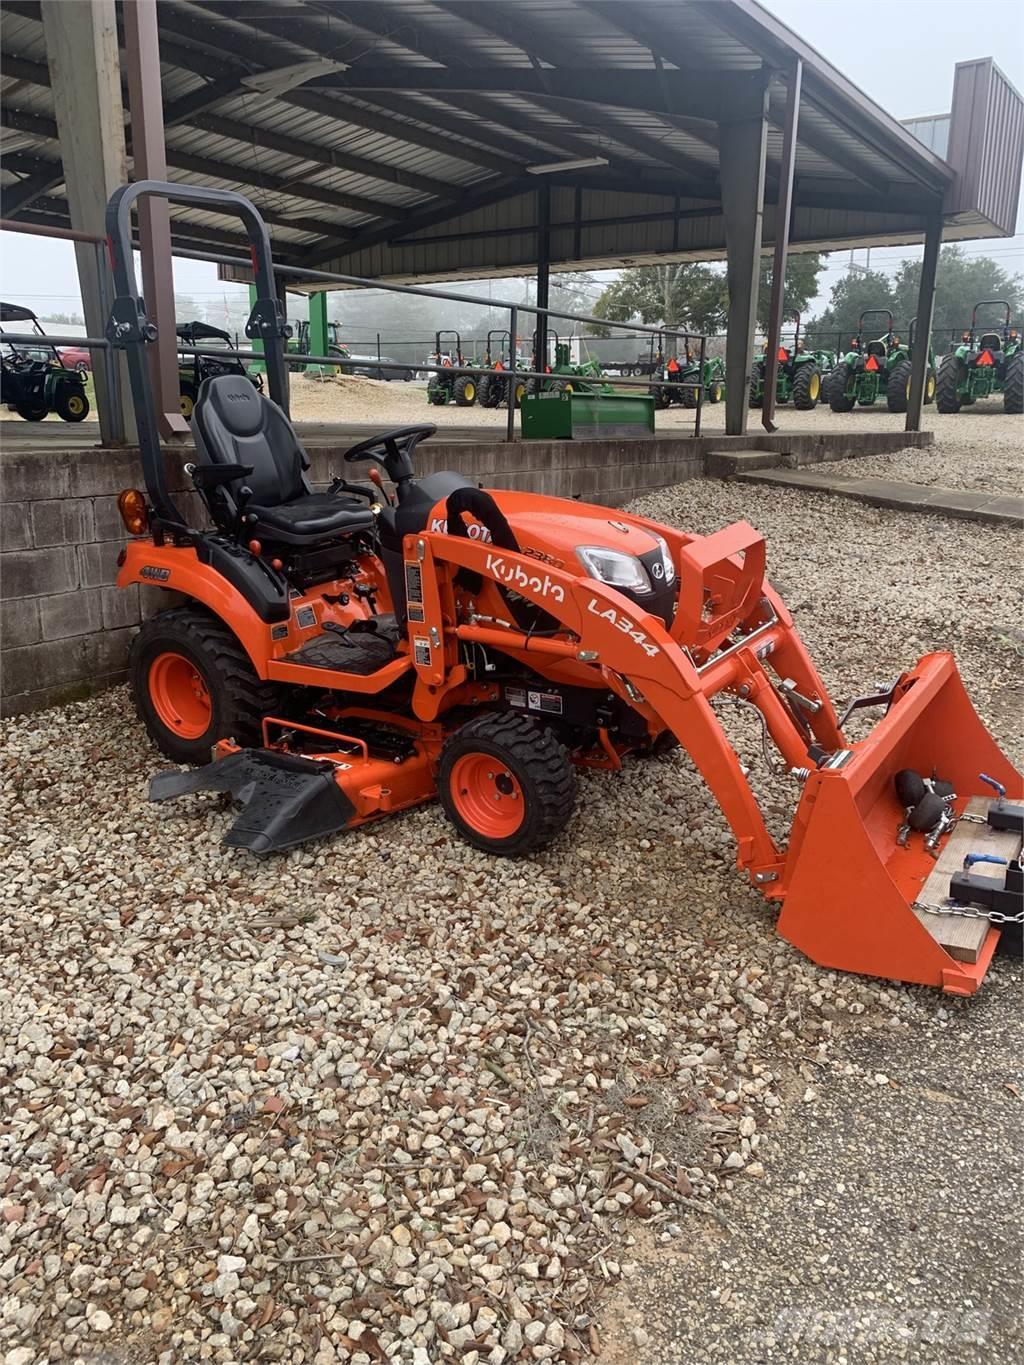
[757,253,824,328]
[592,263,728,336]
[809,248,1024,351]
[891,246,1024,337]
[807,268,897,344]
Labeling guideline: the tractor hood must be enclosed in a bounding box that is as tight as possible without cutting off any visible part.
[487,489,678,625]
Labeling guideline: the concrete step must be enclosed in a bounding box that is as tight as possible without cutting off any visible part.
[705,447,782,478]
[734,468,1024,527]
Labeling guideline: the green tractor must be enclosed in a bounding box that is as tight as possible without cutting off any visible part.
[650,335,725,409]
[426,330,478,406]
[749,312,832,410]
[936,301,1022,415]
[827,310,925,413]
[529,334,608,395]
[0,302,91,422]
[477,330,529,409]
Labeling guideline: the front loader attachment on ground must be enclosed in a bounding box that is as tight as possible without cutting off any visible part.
[778,654,1022,994]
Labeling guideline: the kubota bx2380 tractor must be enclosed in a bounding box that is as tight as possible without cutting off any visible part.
[110,184,1021,996]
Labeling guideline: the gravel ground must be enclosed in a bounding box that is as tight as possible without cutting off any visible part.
[1,450,1022,1363]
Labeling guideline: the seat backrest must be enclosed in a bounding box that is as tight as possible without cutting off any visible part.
[866,340,887,359]
[192,374,309,507]
[977,332,1002,352]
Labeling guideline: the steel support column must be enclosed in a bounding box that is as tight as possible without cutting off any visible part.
[718,74,770,436]
[308,291,329,372]
[906,213,943,433]
[40,0,133,443]
[761,60,802,433]
[534,184,551,376]
[123,0,188,440]
[248,284,265,373]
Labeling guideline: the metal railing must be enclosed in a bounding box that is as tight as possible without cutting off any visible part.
[2,215,718,442]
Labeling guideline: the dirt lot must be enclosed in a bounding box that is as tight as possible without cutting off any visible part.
[0,417,1021,1363]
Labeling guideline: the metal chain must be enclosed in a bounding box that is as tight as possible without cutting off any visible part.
[913,899,1024,926]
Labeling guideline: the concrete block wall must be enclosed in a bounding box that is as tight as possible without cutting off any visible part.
[1,435,704,715]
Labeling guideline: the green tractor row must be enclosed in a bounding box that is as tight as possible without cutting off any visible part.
[749,312,833,410]
[936,301,1022,415]
[827,310,936,413]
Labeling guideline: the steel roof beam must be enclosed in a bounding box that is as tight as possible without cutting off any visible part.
[155,3,514,174]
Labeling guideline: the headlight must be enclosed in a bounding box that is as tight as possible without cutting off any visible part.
[577,545,652,594]
[651,534,676,586]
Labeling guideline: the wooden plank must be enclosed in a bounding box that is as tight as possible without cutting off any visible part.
[915,797,1021,962]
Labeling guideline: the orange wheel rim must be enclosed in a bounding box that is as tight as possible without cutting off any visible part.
[450,753,525,839]
[149,652,211,739]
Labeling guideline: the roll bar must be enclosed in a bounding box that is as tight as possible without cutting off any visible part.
[104,181,290,525]
[858,309,895,337]
[970,300,1012,335]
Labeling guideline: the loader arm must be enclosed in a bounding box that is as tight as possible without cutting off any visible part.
[411,528,837,886]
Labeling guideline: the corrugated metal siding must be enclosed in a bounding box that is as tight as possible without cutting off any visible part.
[946,59,1024,235]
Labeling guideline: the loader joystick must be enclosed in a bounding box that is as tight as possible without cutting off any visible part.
[343,424,437,493]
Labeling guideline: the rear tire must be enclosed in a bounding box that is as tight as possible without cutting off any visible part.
[179,384,197,420]
[828,366,855,412]
[16,402,48,421]
[935,356,963,414]
[748,376,762,409]
[651,385,671,410]
[438,712,576,856]
[885,358,912,414]
[792,364,821,410]
[1003,354,1023,415]
[453,375,477,406]
[681,385,698,409]
[130,605,283,765]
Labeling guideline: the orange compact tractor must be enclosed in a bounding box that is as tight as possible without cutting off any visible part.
[110,185,1022,996]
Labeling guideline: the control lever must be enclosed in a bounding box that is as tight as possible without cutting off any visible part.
[234,485,255,541]
[367,467,393,506]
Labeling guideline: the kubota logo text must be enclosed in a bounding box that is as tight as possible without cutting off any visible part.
[430,517,492,542]
[587,598,659,656]
[485,554,565,603]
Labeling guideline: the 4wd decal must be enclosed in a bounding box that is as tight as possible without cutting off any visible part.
[485,554,566,603]
[140,565,170,582]
[430,517,492,542]
[587,597,660,657]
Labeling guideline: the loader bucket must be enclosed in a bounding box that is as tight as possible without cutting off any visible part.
[777,653,1022,994]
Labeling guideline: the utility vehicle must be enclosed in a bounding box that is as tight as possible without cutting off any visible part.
[0,302,90,421]
[109,184,1022,997]
[176,321,261,419]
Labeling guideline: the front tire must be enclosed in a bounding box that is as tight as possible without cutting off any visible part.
[56,386,90,422]
[179,385,197,420]
[130,605,282,765]
[936,356,963,414]
[792,364,821,410]
[1003,354,1023,415]
[438,712,576,856]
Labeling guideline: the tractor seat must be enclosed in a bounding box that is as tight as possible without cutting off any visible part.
[192,375,375,546]
[977,333,1002,352]
[866,341,887,358]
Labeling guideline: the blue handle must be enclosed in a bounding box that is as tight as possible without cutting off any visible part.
[963,852,1008,869]
[979,772,1006,800]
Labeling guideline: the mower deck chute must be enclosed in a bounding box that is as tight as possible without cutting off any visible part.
[106,179,1020,996]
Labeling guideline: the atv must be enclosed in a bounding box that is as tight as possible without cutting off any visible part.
[650,338,725,410]
[936,301,1023,415]
[827,310,925,413]
[176,321,262,419]
[426,330,478,406]
[477,330,528,410]
[749,313,832,411]
[108,181,1022,998]
[0,302,90,421]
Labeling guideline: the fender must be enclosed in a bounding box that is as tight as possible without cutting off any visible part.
[118,538,275,675]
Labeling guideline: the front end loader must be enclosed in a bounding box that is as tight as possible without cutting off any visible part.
[936,301,1023,415]
[109,182,1021,997]
[651,339,726,410]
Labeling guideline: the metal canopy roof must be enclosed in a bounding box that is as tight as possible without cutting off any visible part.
[0,0,985,286]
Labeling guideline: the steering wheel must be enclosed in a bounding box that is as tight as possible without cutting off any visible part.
[343,424,436,465]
